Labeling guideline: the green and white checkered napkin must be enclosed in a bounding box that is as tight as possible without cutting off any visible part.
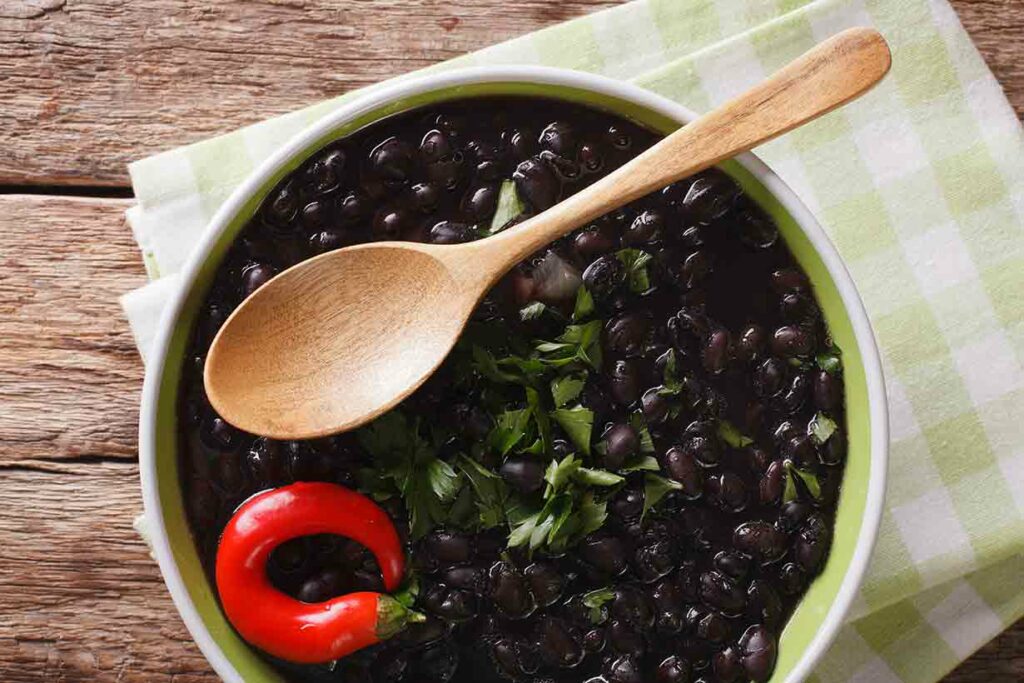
[121,0,1024,680]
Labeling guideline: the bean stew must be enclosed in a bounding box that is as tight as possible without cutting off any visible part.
[178,97,848,683]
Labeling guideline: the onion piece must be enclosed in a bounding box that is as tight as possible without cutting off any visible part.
[532,250,582,304]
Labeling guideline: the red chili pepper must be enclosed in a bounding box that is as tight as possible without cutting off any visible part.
[215,482,420,664]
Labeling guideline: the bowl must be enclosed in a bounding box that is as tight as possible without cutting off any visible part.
[139,66,888,683]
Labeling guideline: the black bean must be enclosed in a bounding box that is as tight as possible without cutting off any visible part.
[607,125,633,150]
[423,584,477,622]
[606,654,643,683]
[778,372,810,413]
[713,646,744,683]
[778,500,813,533]
[747,579,784,628]
[813,369,844,412]
[308,229,347,254]
[302,148,345,196]
[426,531,473,565]
[783,434,817,468]
[738,624,777,683]
[580,534,629,576]
[610,486,644,522]
[430,220,475,245]
[420,129,452,164]
[461,184,499,222]
[736,204,779,250]
[583,627,606,653]
[200,415,239,452]
[733,521,789,564]
[746,445,772,473]
[537,617,584,668]
[662,446,703,498]
[778,562,807,595]
[635,541,676,583]
[607,359,643,406]
[398,615,447,648]
[337,192,367,224]
[657,655,693,683]
[624,210,664,245]
[297,568,348,603]
[681,432,720,468]
[698,571,745,616]
[607,619,646,656]
[539,149,582,181]
[525,562,566,607]
[492,639,525,677]
[606,313,651,357]
[240,263,276,298]
[214,451,246,496]
[714,551,751,581]
[418,641,460,682]
[246,437,284,487]
[760,460,784,505]
[702,328,731,374]
[771,325,814,358]
[795,513,832,574]
[410,182,441,212]
[683,172,740,223]
[261,179,299,228]
[699,610,731,643]
[641,387,672,425]
[733,324,766,363]
[369,136,414,185]
[372,208,410,240]
[514,157,559,211]
[439,566,485,593]
[583,254,627,301]
[708,472,747,512]
[300,199,329,229]
[270,537,308,574]
[489,561,536,619]
[499,456,546,495]
[579,142,604,173]
[574,227,618,259]
[753,357,787,397]
[539,121,576,156]
[602,423,639,470]
[770,268,807,294]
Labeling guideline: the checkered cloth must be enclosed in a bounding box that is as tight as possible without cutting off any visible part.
[121,1,1024,680]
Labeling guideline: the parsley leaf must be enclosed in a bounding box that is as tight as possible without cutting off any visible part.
[573,286,595,321]
[628,412,656,454]
[537,321,603,370]
[551,375,586,408]
[519,301,547,321]
[489,408,534,456]
[643,473,683,518]
[615,248,654,294]
[717,420,754,448]
[815,344,843,375]
[575,467,625,486]
[809,412,838,445]
[619,455,661,473]
[550,405,595,455]
[455,455,508,529]
[489,180,525,234]
[545,454,582,494]
[582,587,615,624]
[659,348,683,395]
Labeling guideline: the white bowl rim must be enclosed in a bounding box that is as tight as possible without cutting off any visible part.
[139,64,889,683]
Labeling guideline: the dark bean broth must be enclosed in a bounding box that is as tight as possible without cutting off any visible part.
[178,97,847,683]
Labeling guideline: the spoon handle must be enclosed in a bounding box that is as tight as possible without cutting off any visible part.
[470,26,890,271]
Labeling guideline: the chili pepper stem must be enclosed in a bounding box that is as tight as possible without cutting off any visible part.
[375,595,426,641]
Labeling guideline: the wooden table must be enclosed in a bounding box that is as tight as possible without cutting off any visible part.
[0,1,1021,681]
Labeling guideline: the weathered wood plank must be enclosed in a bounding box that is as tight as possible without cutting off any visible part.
[0,461,218,682]
[0,195,145,464]
[0,0,1020,188]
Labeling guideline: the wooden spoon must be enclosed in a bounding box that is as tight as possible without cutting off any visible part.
[205,27,890,440]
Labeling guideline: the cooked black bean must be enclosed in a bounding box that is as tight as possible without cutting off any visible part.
[583,254,627,301]
[418,641,460,682]
[369,136,414,184]
[699,571,746,616]
[499,456,546,494]
[425,531,473,565]
[610,485,644,521]
[607,359,644,406]
[771,325,814,358]
[708,471,747,512]
[624,209,664,245]
[662,446,703,498]
[656,655,692,683]
[602,423,639,470]
[430,220,474,245]
[753,357,788,397]
[739,625,778,683]
[581,534,629,576]
[778,562,807,595]
[641,387,672,425]
[747,579,784,628]
[605,313,651,357]
[514,157,559,211]
[489,561,536,619]
[574,227,618,259]
[760,460,785,505]
[683,172,740,223]
[606,654,644,683]
[526,562,566,608]
[795,514,832,574]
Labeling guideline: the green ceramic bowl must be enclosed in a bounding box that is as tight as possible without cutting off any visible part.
[139,66,888,683]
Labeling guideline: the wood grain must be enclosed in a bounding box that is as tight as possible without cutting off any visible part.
[0,461,218,683]
[0,195,145,465]
[0,0,1020,188]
